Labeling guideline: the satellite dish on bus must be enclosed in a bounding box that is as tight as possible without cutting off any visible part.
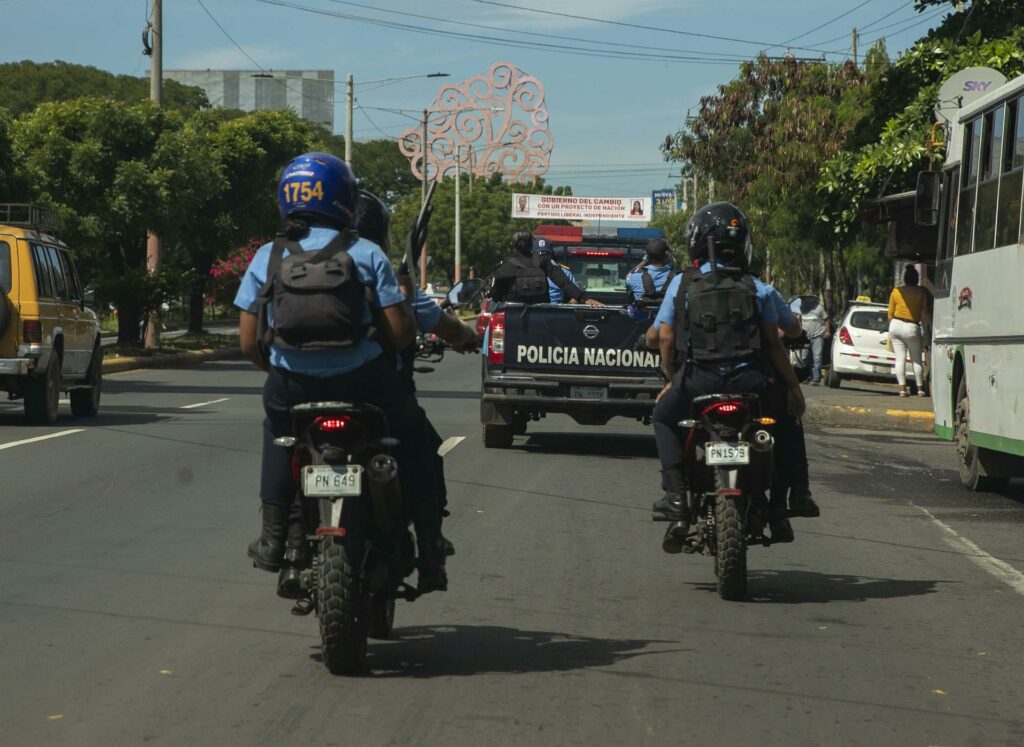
[935,67,1007,123]
[936,67,1007,163]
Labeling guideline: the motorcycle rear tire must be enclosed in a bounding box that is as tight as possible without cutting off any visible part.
[714,489,748,602]
[317,538,368,674]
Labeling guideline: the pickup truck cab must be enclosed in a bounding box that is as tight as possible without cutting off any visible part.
[481,226,665,448]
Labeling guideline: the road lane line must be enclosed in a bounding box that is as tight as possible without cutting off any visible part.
[437,436,465,457]
[180,397,230,410]
[916,504,1024,597]
[0,429,85,452]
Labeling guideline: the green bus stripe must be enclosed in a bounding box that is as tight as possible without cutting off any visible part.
[970,430,1024,458]
[935,423,954,440]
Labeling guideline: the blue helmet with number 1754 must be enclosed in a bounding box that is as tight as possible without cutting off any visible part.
[277,152,357,229]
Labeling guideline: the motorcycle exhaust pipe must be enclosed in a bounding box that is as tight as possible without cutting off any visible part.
[752,429,774,452]
[368,454,402,532]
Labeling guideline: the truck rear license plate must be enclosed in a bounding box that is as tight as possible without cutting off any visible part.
[570,386,606,400]
[303,465,363,497]
[872,364,890,374]
[705,442,750,466]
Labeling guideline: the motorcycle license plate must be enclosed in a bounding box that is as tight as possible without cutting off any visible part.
[303,465,363,497]
[571,386,606,400]
[705,442,750,466]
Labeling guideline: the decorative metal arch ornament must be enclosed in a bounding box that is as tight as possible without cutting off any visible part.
[398,61,553,183]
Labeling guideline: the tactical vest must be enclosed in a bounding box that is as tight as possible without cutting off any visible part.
[508,254,550,304]
[256,230,370,358]
[673,266,761,364]
[638,266,675,304]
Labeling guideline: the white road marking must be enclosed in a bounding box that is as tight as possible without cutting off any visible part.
[437,436,465,457]
[916,504,1024,597]
[0,429,85,452]
[180,397,230,410]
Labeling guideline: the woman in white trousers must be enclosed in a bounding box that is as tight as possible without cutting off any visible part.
[887,266,930,397]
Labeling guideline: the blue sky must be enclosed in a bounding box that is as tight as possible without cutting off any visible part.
[0,0,949,197]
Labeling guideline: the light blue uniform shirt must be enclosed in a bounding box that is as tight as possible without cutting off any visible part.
[625,263,674,302]
[412,289,443,333]
[234,226,405,377]
[547,264,576,303]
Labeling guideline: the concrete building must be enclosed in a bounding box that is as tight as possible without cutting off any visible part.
[164,69,335,130]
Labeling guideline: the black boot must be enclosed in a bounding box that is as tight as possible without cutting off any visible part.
[277,509,311,599]
[413,506,448,594]
[247,503,290,572]
[788,487,821,518]
[653,469,688,522]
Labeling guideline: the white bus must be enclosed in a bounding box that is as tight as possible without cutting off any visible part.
[920,72,1024,491]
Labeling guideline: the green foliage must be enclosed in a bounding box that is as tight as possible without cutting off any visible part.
[0,60,208,118]
[648,209,693,254]
[0,108,17,202]
[390,175,573,282]
[351,139,421,204]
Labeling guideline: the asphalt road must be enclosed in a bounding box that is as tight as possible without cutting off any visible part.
[2,354,1023,746]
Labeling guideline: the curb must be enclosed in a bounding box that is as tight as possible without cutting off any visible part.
[102,347,241,374]
[803,400,934,433]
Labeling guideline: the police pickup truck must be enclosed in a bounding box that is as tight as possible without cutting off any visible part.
[480,226,664,448]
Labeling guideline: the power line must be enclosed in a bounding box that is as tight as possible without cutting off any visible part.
[322,0,746,61]
[775,0,877,48]
[257,0,758,64]
[194,0,335,105]
[806,2,928,47]
[845,6,948,50]
[466,0,847,57]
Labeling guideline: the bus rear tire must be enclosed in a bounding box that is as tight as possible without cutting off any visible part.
[955,377,1009,492]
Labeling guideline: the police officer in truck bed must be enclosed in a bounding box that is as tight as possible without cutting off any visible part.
[489,232,602,307]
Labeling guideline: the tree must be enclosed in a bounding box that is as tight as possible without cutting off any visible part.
[390,174,572,283]
[0,108,18,202]
[351,139,421,204]
[663,55,871,308]
[172,109,318,331]
[0,60,208,118]
[12,98,210,343]
[648,209,693,257]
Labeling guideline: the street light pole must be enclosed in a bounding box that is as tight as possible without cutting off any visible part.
[455,144,462,284]
[344,73,354,167]
[145,0,163,349]
[420,108,429,288]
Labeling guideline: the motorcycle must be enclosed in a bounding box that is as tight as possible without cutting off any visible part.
[660,392,780,601]
[276,280,484,674]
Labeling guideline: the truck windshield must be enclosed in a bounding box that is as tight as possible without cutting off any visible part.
[560,247,634,296]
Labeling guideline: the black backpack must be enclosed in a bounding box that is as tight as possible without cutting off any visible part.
[508,254,550,304]
[673,265,761,364]
[638,266,675,306]
[255,229,370,358]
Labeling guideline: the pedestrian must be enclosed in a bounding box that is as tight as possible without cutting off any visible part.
[790,295,830,385]
[887,265,931,397]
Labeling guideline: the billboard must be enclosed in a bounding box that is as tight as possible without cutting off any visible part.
[651,189,677,218]
[512,194,651,222]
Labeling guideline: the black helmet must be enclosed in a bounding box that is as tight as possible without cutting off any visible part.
[511,230,533,255]
[685,202,752,268]
[356,190,391,251]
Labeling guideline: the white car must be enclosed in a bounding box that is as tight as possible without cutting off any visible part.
[826,302,928,389]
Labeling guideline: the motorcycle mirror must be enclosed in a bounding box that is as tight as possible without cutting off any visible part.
[446,278,484,307]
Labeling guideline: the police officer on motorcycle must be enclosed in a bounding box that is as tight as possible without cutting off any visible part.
[650,202,805,540]
[490,231,602,306]
[235,153,447,595]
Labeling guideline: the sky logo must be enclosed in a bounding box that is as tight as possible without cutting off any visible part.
[963,81,994,92]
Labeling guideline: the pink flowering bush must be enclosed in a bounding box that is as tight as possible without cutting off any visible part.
[208,238,265,306]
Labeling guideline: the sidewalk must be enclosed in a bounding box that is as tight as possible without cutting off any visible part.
[801,378,935,433]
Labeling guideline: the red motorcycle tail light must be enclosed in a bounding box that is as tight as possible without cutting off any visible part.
[839,326,853,346]
[713,402,741,414]
[318,417,350,432]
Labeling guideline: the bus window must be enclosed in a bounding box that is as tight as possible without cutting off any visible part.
[956,118,981,255]
[973,107,1001,252]
[996,96,1023,248]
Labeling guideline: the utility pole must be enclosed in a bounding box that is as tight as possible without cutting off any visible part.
[467,145,474,195]
[851,26,859,67]
[144,0,163,349]
[420,109,429,289]
[455,145,462,284]
[344,73,354,167]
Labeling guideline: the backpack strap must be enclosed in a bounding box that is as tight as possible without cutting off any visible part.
[255,236,299,363]
[640,267,656,297]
